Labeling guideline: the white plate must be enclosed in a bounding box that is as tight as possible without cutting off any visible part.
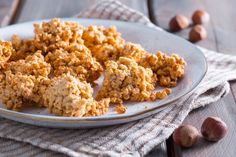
[0,18,207,128]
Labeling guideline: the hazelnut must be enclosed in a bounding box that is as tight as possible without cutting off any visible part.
[173,125,199,147]
[169,15,189,32]
[201,117,228,142]
[189,25,207,42]
[192,10,210,25]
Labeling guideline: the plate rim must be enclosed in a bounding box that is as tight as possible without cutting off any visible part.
[0,18,208,122]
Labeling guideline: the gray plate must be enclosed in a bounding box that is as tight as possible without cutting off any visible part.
[0,18,207,128]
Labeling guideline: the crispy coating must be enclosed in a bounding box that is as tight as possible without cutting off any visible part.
[4,51,51,77]
[120,43,186,87]
[41,74,110,117]
[82,25,125,64]
[0,51,50,110]
[0,40,13,66]
[0,71,44,111]
[116,104,127,114]
[10,35,36,61]
[45,44,103,83]
[120,42,147,63]
[142,51,185,87]
[96,57,158,104]
[34,18,84,53]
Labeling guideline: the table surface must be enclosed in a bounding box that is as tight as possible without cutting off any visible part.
[0,0,236,157]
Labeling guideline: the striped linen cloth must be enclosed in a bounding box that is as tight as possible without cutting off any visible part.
[1,0,236,156]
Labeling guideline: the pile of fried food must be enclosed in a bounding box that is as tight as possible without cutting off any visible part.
[0,18,185,117]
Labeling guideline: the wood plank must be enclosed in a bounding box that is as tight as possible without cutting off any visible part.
[149,0,236,157]
[14,0,149,23]
[182,92,236,157]
[0,0,19,27]
[149,0,217,51]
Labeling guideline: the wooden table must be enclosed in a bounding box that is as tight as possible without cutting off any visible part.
[1,0,236,156]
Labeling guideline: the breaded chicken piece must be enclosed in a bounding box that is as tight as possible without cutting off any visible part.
[34,18,84,53]
[0,40,13,66]
[41,74,110,117]
[4,51,51,77]
[82,25,125,64]
[120,43,186,87]
[45,44,103,83]
[0,71,45,111]
[96,57,164,104]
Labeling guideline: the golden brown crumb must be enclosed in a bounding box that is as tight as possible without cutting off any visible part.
[149,51,185,87]
[120,43,185,87]
[96,57,157,103]
[34,18,84,53]
[4,51,51,77]
[0,71,45,110]
[41,74,110,117]
[10,35,36,61]
[155,88,172,100]
[120,42,147,63]
[116,104,127,114]
[45,44,103,83]
[0,40,13,65]
[82,25,125,64]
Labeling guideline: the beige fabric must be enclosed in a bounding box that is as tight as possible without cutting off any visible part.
[1,0,236,156]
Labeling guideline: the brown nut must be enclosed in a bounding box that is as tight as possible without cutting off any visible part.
[201,117,228,142]
[173,125,199,148]
[189,25,207,42]
[192,10,210,25]
[169,15,189,32]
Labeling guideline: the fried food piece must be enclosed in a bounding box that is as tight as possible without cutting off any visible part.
[0,71,45,111]
[82,25,125,64]
[10,35,36,61]
[0,40,13,65]
[34,18,84,53]
[45,44,103,83]
[120,43,185,87]
[41,74,110,117]
[4,51,51,77]
[96,57,157,104]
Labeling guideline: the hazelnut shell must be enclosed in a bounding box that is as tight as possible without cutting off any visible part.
[192,10,210,25]
[169,15,189,32]
[189,25,207,42]
[173,125,199,148]
[201,117,228,142]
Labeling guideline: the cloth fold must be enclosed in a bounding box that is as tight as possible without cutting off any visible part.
[1,0,236,156]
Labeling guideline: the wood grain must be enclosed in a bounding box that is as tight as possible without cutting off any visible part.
[0,0,19,27]
[14,0,149,23]
[149,0,236,157]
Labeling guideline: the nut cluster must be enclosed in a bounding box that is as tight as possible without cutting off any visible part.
[169,9,210,42]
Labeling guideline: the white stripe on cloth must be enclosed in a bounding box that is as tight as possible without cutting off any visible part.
[1,0,236,157]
